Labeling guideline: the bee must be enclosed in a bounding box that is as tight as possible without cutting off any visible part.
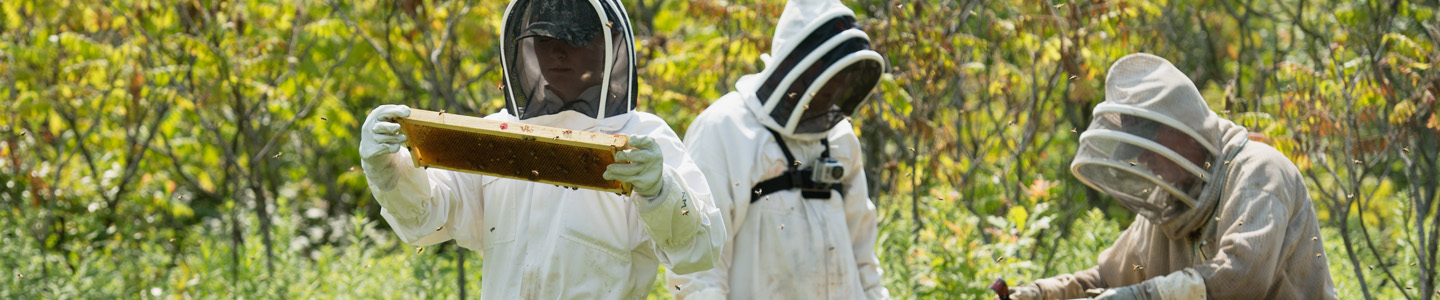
[1205,161,1211,168]
[1054,3,1064,8]
[365,263,372,268]
[606,22,614,28]
[995,256,1004,262]
[908,147,916,152]
[497,83,504,91]
[1311,237,1317,241]
[1315,253,1321,257]
[682,210,689,216]
[417,247,425,254]
[673,284,681,291]
[350,167,355,171]
[439,110,446,116]
[787,92,798,99]
[1368,265,1374,270]
[17,274,21,279]
[1069,75,1077,80]
[794,160,802,166]
[755,189,762,195]
[1403,147,1410,153]
[169,238,175,243]
[490,227,495,232]
[1129,161,1137,166]
[1238,221,1244,225]
[733,182,740,187]
[1070,128,1077,133]
[436,225,444,232]
[320,117,328,121]
[563,130,573,135]
[779,224,785,230]
[1132,264,1143,271]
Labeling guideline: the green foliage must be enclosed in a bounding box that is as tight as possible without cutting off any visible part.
[1,0,1437,299]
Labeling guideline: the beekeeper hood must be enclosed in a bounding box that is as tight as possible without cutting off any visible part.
[735,0,885,139]
[1071,53,1250,239]
[500,0,636,125]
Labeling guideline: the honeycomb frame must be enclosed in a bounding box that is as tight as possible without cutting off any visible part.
[398,109,633,195]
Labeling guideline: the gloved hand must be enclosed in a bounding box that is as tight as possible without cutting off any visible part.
[359,105,411,188]
[1094,268,1205,300]
[603,135,665,198]
[1007,284,1040,300]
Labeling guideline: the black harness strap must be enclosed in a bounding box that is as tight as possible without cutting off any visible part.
[750,129,843,203]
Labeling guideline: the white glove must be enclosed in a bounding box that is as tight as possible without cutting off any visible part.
[359,105,411,189]
[603,135,666,197]
[1095,268,1205,300]
[1008,285,1041,300]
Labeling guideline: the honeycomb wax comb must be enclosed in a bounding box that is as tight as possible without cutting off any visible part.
[397,108,633,195]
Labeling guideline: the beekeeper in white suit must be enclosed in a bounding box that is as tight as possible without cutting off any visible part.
[357,0,725,298]
[666,0,890,298]
[1008,53,1337,300]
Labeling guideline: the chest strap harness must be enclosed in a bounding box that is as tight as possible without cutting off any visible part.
[750,129,845,203]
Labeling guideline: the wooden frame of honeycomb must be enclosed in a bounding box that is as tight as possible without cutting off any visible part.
[398,109,633,195]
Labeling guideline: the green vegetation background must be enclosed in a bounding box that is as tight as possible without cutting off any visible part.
[2,0,1437,299]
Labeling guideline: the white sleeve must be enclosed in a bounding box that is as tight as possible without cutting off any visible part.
[637,132,726,275]
[842,153,890,299]
[666,129,743,298]
[365,148,483,247]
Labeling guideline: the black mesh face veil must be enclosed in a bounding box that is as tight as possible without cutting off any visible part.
[1071,108,1218,222]
[501,0,636,120]
[768,45,883,134]
[754,16,884,135]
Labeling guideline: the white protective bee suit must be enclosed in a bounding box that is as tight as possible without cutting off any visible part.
[666,0,890,299]
[1011,53,1338,300]
[358,0,725,298]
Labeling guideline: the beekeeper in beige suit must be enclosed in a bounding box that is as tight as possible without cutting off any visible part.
[1009,53,1338,300]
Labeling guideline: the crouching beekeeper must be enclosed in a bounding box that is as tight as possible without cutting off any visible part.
[1008,53,1337,300]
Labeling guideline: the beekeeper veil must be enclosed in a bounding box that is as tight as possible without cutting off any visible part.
[739,0,885,138]
[1071,54,1244,237]
[500,0,636,120]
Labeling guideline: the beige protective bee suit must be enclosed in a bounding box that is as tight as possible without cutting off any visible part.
[1017,53,1338,299]
[666,0,890,299]
[358,0,725,298]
